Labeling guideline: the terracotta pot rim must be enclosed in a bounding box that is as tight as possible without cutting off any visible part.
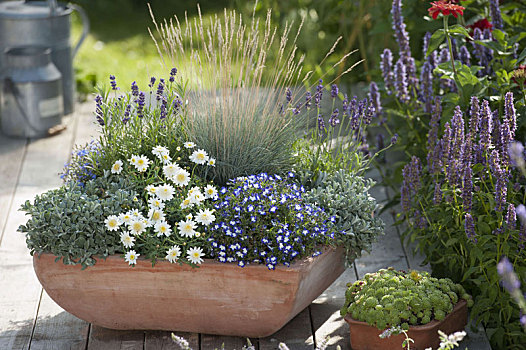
[34,245,340,271]
[343,298,468,331]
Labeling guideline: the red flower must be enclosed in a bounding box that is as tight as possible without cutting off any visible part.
[428,1,465,20]
[468,18,493,32]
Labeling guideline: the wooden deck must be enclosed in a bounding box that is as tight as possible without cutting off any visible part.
[0,101,492,349]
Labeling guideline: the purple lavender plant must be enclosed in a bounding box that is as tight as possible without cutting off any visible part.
[460,46,471,67]
[480,100,493,150]
[122,104,131,124]
[315,79,323,108]
[328,109,340,127]
[317,114,325,131]
[391,0,412,61]
[394,58,409,102]
[136,91,146,118]
[285,88,292,103]
[489,0,503,30]
[109,75,118,90]
[505,92,517,138]
[156,79,165,101]
[148,76,156,88]
[368,82,382,118]
[169,67,177,82]
[469,96,480,136]
[465,213,476,241]
[330,84,339,99]
[95,95,104,126]
[420,61,434,113]
[305,91,312,110]
[131,81,139,97]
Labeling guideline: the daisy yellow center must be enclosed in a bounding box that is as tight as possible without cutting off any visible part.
[197,153,205,160]
[183,199,190,205]
[132,222,142,231]
[207,189,214,195]
[137,159,145,165]
[177,174,185,181]
[160,226,167,232]
[130,254,135,259]
[152,212,161,220]
[113,164,120,170]
[192,252,199,258]
[185,224,192,230]
[109,220,118,227]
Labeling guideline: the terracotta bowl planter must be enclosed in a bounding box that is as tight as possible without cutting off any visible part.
[344,299,468,350]
[33,247,345,337]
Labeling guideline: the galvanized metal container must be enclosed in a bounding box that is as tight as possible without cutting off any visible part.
[0,0,89,115]
[1,47,63,138]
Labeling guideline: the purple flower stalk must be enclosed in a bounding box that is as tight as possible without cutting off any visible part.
[160,97,167,119]
[506,203,517,230]
[469,96,480,136]
[433,181,442,205]
[380,49,394,94]
[427,98,442,171]
[169,67,177,82]
[156,79,165,101]
[480,100,493,150]
[122,104,131,124]
[441,122,452,173]
[136,91,146,118]
[489,0,503,30]
[500,116,511,165]
[394,58,409,102]
[460,46,471,67]
[315,79,323,108]
[495,174,507,212]
[497,257,521,294]
[368,82,382,117]
[420,61,434,113]
[109,75,118,90]
[285,88,292,103]
[330,84,339,98]
[391,133,398,145]
[149,76,156,88]
[391,0,412,60]
[131,81,139,97]
[505,92,517,138]
[464,213,476,241]
[401,156,421,213]
[305,91,312,110]
[95,94,104,126]
[329,109,340,127]
[365,103,375,125]
[317,114,325,131]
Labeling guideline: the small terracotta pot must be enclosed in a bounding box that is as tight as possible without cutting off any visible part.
[344,299,468,350]
[33,247,345,337]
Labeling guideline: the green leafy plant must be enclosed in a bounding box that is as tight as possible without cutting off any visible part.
[341,268,472,331]
[304,169,384,263]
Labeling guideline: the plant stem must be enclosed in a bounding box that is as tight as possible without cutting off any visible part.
[443,16,459,86]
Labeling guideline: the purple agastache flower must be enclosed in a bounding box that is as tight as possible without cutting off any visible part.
[317,114,325,131]
[149,76,156,88]
[506,203,517,230]
[136,91,146,118]
[469,96,480,136]
[156,79,165,101]
[328,108,340,127]
[342,95,349,117]
[315,79,323,108]
[368,82,382,117]
[420,61,434,113]
[391,0,412,60]
[391,134,398,145]
[305,91,312,110]
[380,49,394,94]
[95,94,104,126]
[500,116,511,165]
[401,157,422,213]
[465,213,476,241]
[505,92,517,138]
[497,257,521,294]
[423,32,432,58]
[480,100,493,150]
[450,106,465,160]
[330,84,339,98]
[109,75,118,90]
[462,162,473,212]
[406,56,417,88]
[429,141,442,175]
[489,0,503,30]
[441,122,452,172]
[285,88,292,103]
[131,81,139,97]
[394,58,409,102]
[169,67,177,82]
[433,181,442,205]
[495,175,507,212]
[427,98,442,171]
[122,104,131,124]
[460,46,471,67]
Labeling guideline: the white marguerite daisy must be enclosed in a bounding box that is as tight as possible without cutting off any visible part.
[125,250,140,265]
[111,160,123,174]
[148,197,165,209]
[208,158,216,167]
[154,221,172,237]
[178,219,197,237]
[184,142,195,149]
[119,212,133,224]
[173,168,190,187]
[189,149,209,165]
[186,213,193,220]
[189,191,205,204]
[129,209,143,219]
[180,198,193,209]
[187,247,204,264]
[161,153,172,164]
[129,219,147,236]
[196,208,215,226]
[145,184,157,196]
[204,185,218,199]
[135,155,150,172]
[128,154,139,165]
[120,232,135,248]
[165,245,181,263]
[163,162,180,178]
[104,215,121,231]
[156,184,175,201]
[152,145,169,159]
[148,208,165,223]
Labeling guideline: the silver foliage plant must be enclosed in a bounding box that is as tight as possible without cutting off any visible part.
[304,169,385,263]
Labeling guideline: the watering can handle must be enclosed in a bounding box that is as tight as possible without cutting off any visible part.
[68,3,90,59]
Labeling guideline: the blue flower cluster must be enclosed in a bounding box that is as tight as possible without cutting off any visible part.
[60,140,101,186]
[205,173,338,270]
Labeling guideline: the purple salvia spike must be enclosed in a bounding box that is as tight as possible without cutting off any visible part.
[441,122,452,175]
[489,0,503,30]
[506,204,517,230]
[391,0,412,60]
[465,213,476,241]
[500,116,511,166]
[380,49,394,94]
[469,96,480,136]
[504,92,517,138]
[479,100,493,150]
[422,32,432,58]
[460,46,471,67]
[420,61,434,113]
[495,173,507,212]
[394,58,409,102]
[433,181,442,205]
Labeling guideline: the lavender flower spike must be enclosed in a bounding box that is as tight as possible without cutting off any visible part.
[330,84,339,98]
[489,0,503,30]
[381,49,394,94]
[506,204,517,230]
[368,82,382,117]
[460,46,471,67]
[505,92,517,138]
[394,58,409,102]
[464,213,476,241]
[420,61,434,113]
[480,100,493,150]
[391,0,412,60]
[469,96,480,136]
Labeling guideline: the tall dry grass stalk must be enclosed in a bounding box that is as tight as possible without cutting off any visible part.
[149,4,358,184]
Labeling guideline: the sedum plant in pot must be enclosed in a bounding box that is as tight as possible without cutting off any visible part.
[340,268,473,350]
[19,4,386,338]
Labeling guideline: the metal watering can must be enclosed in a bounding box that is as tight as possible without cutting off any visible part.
[0,0,89,116]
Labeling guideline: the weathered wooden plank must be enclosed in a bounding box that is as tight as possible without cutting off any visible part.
[0,113,79,350]
[259,308,313,350]
[311,267,357,349]
[201,334,255,350]
[145,331,199,350]
[87,326,144,350]
[29,291,90,350]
